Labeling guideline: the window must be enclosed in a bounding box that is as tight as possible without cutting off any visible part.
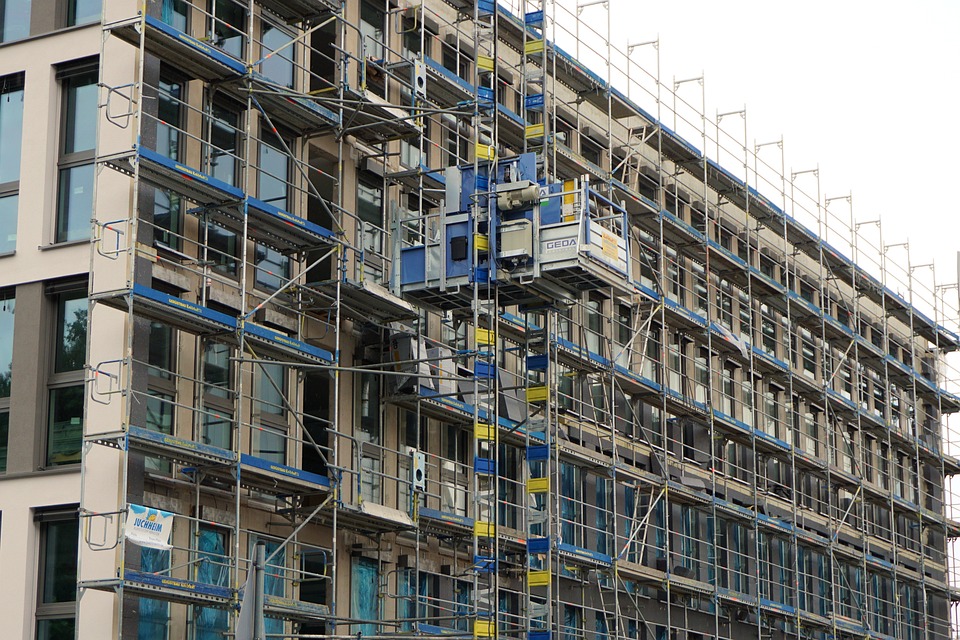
[205,100,241,188]
[254,362,286,463]
[202,340,233,450]
[202,221,238,276]
[47,285,86,467]
[138,545,171,640]
[36,507,79,639]
[154,72,185,249]
[351,557,379,636]
[261,20,294,88]
[255,129,291,291]
[65,0,100,27]
[0,74,24,254]
[194,524,229,640]
[357,371,381,502]
[0,292,13,441]
[299,551,328,636]
[160,0,188,30]
[357,173,383,255]
[1,0,30,41]
[208,0,245,59]
[56,60,98,244]
[359,1,385,60]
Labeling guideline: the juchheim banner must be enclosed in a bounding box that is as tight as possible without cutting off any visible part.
[124,504,174,549]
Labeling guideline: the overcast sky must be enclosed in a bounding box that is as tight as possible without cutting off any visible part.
[556,0,960,321]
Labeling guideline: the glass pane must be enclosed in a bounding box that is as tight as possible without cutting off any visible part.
[156,78,182,161]
[41,516,79,602]
[63,70,97,155]
[56,293,87,373]
[0,0,30,42]
[145,392,173,472]
[257,362,284,416]
[139,547,170,640]
[201,409,231,450]
[258,135,288,208]
[203,221,236,275]
[254,244,289,291]
[253,425,285,463]
[261,22,294,88]
[36,619,75,640]
[0,292,12,396]
[153,189,181,249]
[160,0,187,31]
[56,163,94,243]
[47,386,84,466]
[0,193,17,253]
[0,79,24,181]
[195,525,229,640]
[147,322,173,379]
[210,0,245,59]
[67,0,100,26]
[207,104,238,187]
[203,342,232,398]
[351,557,379,635]
[0,411,8,472]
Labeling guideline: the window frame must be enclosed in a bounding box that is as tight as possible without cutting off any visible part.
[0,73,24,255]
[55,59,98,245]
[45,280,87,468]
[35,505,80,635]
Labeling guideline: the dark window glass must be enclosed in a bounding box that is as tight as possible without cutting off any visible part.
[66,0,100,26]
[147,322,173,379]
[144,392,173,473]
[0,0,30,41]
[195,525,229,640]
[209,0,245,59]
[138,546,170,639]
[256,362,284,417]
[0,292,12,397]
[202,409,231,450]
[203,221,237,275]
[55,293,87,373]
[156,78,182,161]
[0,411,8,473]
[258,132,288,208]
[47,386,83,466]
[40,513,79,603]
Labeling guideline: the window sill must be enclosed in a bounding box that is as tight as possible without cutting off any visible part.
[39,239,90,251]
[0,464,81,480]
[0,21,101,50]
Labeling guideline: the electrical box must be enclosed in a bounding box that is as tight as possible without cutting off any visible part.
[498,219,533,261]
[410,449,427,492]
[413,60,427,99]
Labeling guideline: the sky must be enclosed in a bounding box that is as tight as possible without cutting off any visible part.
[553,0,960,323]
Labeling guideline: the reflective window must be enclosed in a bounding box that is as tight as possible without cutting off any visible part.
[47,386,83,466]
[0,291,12,397]
[55,292,87,373]
[261,21,294,88]
[160,0,187,31]
[57,64,98,243]
[0,411,8,473]
[209,0,245,59]
[206,102,239,187]
[0,74,24,253]
[0,0,30,41]
[36,508,79,638]
[66,0,100,27]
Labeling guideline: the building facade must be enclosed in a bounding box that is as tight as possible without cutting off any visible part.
[0,1,959,639]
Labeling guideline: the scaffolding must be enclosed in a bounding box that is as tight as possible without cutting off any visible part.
[76,1,960,639]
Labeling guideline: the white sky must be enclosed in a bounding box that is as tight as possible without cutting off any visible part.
[555,0,960,321]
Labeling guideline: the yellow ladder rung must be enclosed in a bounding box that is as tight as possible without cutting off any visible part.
[526,386,548,403]
[477,55,495,72]
[474,521,495,538]
[525,39,545,55]
[528,569,551,587]
[525,123,545,139]
[476,142,496,161]
[475,327,495,346]
[474,421,496,441]
[474,233,490,252]
[474,619,495,638]
[527,477,549,493]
